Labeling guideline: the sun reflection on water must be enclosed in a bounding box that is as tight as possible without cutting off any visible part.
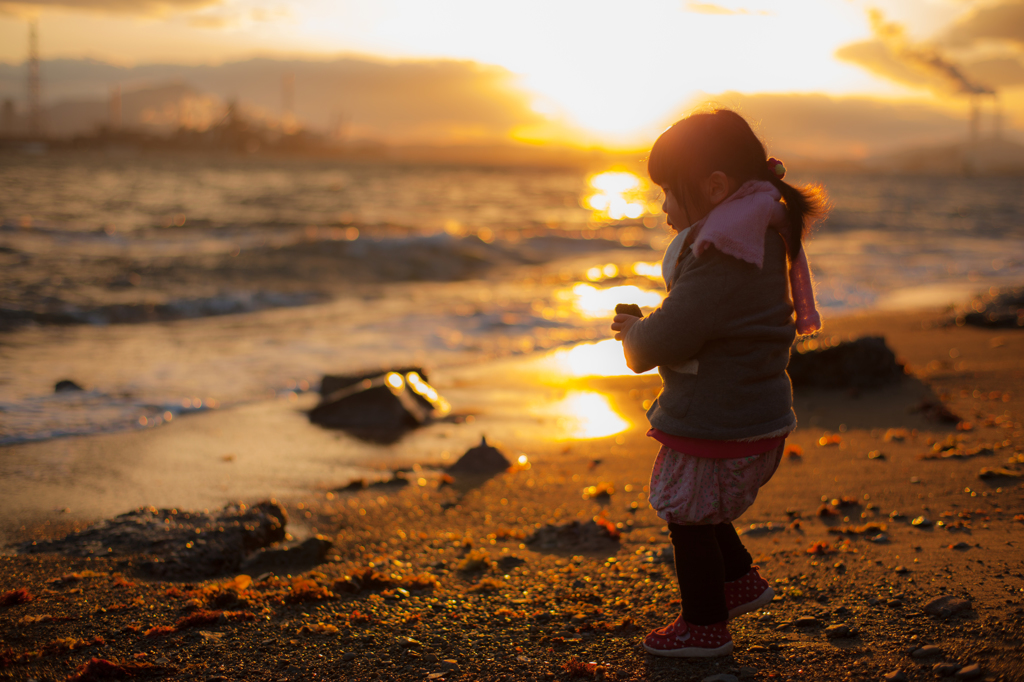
[585,171,651,221]
[544,338,653,378]
[548,390,630,440]
[631,261,662,280]
[562,283,663,319]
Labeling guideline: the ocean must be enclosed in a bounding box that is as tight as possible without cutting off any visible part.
[1,153,1023,447]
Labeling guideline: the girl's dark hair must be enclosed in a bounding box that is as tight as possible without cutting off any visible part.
[648,108,827,259]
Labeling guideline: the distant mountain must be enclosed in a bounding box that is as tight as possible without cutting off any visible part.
[0,56,540,144]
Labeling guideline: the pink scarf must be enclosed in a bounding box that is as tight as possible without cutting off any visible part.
[688,180,821,335]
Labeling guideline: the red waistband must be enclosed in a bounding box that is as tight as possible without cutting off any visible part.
[647,428,786,459]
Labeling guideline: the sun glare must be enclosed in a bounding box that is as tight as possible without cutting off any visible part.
[549,390,630,440]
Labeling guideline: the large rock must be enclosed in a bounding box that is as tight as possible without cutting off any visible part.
[788,336,905,389]
[310,368,450,443]
[19,500,288,580]
[923,595,971,618]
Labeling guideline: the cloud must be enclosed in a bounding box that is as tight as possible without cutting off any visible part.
[699,91,972,158]
[684,2,769,16]
[835,40,937,90]
[963,56,1024,87]
[836,9,995,95]
[0,0,220,16]
[187,6,290,28]
[944,0,1024,47]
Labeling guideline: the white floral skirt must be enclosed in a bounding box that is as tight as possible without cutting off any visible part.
[648,442,784,526]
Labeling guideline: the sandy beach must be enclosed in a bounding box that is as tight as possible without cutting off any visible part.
[2,305,1023,682]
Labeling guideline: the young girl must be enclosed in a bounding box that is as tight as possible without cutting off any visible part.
[611,108,826,658]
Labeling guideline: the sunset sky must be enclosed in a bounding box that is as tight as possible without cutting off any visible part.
[0,0,1022,152]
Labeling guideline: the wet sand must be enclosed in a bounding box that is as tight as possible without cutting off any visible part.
[1,307,1023,681]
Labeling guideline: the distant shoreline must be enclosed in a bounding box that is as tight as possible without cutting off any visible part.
[3,136,1024,176]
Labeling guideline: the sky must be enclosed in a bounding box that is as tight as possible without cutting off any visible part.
[0,0,1022,151]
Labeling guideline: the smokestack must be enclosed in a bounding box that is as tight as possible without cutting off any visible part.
[109,85,122,131]
[969,96,980,145]
[282,72,296,133]
[282,73,294,119]
[1,99,14,136]
[27,19,42,136]
[993,95,1003,140]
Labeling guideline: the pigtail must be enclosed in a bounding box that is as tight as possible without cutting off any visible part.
[765,175,828,260]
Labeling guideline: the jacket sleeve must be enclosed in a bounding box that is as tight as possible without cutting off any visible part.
[622,248,737,374]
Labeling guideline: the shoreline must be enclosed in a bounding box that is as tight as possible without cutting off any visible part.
[1,306,1023,680]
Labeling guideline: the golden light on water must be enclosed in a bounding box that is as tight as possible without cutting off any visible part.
[563,284,663,319]
[631,262,662,280]
[585,171,650,221]
[550,390,630,440]
[586,263,620,281]
[544,339,649,378]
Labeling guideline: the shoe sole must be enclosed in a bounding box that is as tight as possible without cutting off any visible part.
[727,586,775,619]
[643,641,735,658]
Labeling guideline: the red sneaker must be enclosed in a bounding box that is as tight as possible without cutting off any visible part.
[643,615,733,658]
[725,566,775,619]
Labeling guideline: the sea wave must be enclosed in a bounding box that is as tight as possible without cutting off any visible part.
[0,226,653,330]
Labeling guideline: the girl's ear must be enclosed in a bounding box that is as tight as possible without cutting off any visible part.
[705,171,731,207]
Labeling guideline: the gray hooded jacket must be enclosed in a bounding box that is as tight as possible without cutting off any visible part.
[623,231,797,441]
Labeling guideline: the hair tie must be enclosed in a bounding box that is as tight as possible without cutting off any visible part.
[767,157,785,179]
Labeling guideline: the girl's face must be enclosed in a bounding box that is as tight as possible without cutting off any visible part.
[661,187,689,232]
[660,172,734,232]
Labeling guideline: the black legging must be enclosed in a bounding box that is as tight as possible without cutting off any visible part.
[668,522,753,625]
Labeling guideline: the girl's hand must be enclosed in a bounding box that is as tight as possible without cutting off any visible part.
[611,313,640,341]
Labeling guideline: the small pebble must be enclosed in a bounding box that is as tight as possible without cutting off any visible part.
[932,662,960,677]
[911,644,942,658]
[758,613,772,622]
[955,663,982,679]
[894,565,908,574]
[794,616,820,628]
[883,672,907,682]
[868,597,881,606]
[911,516,933,527]
[702,674,739,682]
[824,624,852,639]
[342,652,357,662]
[441,660,460,672]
